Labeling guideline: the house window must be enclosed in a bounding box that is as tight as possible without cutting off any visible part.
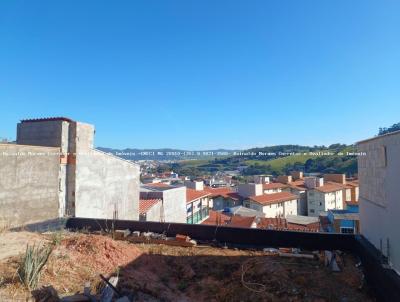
[340,227,354,234]
[310,209,315,213]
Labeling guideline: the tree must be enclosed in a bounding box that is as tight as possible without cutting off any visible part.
[379,122,400,135]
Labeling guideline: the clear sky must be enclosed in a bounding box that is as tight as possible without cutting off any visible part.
[1,1,399,150]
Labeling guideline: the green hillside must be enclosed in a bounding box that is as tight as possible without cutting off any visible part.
[170,144,358,176]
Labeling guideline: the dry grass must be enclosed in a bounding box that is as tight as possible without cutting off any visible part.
[0,221,11,234]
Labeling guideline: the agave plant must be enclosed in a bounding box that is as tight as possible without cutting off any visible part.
[18,244,53,290]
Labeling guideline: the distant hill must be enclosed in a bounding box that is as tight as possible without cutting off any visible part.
[169,144,358,177]
[98,144,358,176]
[96,147,239,161]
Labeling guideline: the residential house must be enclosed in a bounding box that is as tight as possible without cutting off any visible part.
[307,178,344,217]
[244,191,298,218]
[254,175,271,184]
[204,186,242,210]
[287,179,308,215]
[140,183,186,223]
[185,180,212,224]
[324,209,360,234]
[139,198,162,222]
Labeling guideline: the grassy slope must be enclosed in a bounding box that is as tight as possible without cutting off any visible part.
[177,159,210,167]
[245,153,315,170]
[178,146,357,173]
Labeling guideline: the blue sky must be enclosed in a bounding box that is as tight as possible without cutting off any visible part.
[1,1,399,150]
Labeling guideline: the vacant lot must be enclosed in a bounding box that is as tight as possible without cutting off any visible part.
[0,231,374,302]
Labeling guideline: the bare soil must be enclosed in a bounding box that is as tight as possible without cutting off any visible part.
[0,231,375,302]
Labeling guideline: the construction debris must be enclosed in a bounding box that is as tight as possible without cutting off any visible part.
[278,252,315,259]
[113,229,131,240]
[325,250,342,272]
[118,231,197,247]
[100,275,119,302]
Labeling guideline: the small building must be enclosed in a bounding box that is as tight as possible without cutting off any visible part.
[287,179,308,215]
[139,198,162,222]
[243,191,298,218]
[325,210,360,234]
[307,181,344,217]
[254,175,271,184]
[204,186,242,210]
[140,183,186,223]
[185,181,211,224]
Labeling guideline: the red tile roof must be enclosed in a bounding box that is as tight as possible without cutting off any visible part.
[314,182,344,193]
[229,216,256,228]
[289,180,307,191]
[248,191,298,205]
[145,183,171,188]
[203,214,320,231]
[203,187,241,200]
[186,188,211,204]
[262,182,288,190]
[201,210,231,226]
[257,217,320,232]
[139,199,161,214]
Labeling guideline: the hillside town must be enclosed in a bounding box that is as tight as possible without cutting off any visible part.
[0,118,399,301]
[0,118,360,234]
[140,169,360,235]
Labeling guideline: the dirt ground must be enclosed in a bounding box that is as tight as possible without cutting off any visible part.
[0,231,376,302]
[0,231,46,261]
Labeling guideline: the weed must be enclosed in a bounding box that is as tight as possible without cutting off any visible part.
[0,221,11,233]
[17,244,53,290]
[50,230,63,246]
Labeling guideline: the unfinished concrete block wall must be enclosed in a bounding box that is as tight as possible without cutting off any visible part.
[75,149,140,220]
[5,117,141,222]
[141,201,162,222]
[0,144,60,227]
[162,187,187,223]
[358,132,400,274]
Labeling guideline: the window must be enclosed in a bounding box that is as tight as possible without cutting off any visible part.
[340,227,354,234]
[310,209,315,213]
